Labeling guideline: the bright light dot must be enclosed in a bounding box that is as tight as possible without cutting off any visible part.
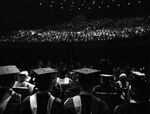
[72,2,74,4]
[128,2,131,5]
[39,3,42,5]
[98,6,101,8]
[81,4,84,6]
[138,1,141,4]
[88,7,91,10]
[107,5,110,8]
[78,7,81,10]
[50,5,52,7]
[112,0,115,2]
[61,6,64,9]
[117,4,120,6]
[93,1,95,5]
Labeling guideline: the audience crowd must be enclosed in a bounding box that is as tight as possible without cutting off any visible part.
[0,16,150,42]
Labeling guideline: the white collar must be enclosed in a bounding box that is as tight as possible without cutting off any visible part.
[80,91,92,96]
[130,99,137,103]
[130,99,144,104]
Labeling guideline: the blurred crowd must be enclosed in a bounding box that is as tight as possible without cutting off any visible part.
[0,16,150,42]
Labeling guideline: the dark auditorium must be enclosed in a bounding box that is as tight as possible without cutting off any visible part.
[0,0,150,114]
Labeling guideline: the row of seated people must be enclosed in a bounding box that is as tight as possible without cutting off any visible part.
[5,25,148,42]
[0,65,150,114]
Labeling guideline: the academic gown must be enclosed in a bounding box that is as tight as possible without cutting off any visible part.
[21,92,63,114]
[0,89,21,114]
[64,91,108,114]
[114,102,150,114]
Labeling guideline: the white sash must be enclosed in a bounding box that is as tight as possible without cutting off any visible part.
[0,89,15,114]
[73,95,82,114]
[30,93,55,114]
[47,95,55,114]
[73,93,99,114]
[30,94,37,114]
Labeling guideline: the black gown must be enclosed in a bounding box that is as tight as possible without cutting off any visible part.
[64,92,108,114]
[0,89,21,114]
[114,102,150,114]
[21,92,63,114]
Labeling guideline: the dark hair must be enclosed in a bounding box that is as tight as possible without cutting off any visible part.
[78,74,97,90]
[58,69,67,78]
[35,74,53,91]
[0,74,15,88]
[129,80,149,101]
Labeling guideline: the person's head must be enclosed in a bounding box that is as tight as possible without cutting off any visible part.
[17,71,30,82]
[35,74,54,91]
[58,69,67,79]
[78,74,97,91]
[74,68,100,92]
[119,73,127,82]
[0,65,20,89]
[33,67,57,91]
[38,60,44,68]
[128,79,149,102]
[0,74,16,89]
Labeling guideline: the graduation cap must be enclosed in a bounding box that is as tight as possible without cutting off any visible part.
[73,68,100,87]
[73,68,100,75]
[0,65,20,76]
[33,68,57,90]
[33,67,57,76]
[0,65,20,87]
[131,71,145,77]
[73,68,100,80]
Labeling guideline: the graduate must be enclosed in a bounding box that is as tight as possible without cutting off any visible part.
[64,68,108,114]
[21,67,63,114]
[0,65,21,114]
